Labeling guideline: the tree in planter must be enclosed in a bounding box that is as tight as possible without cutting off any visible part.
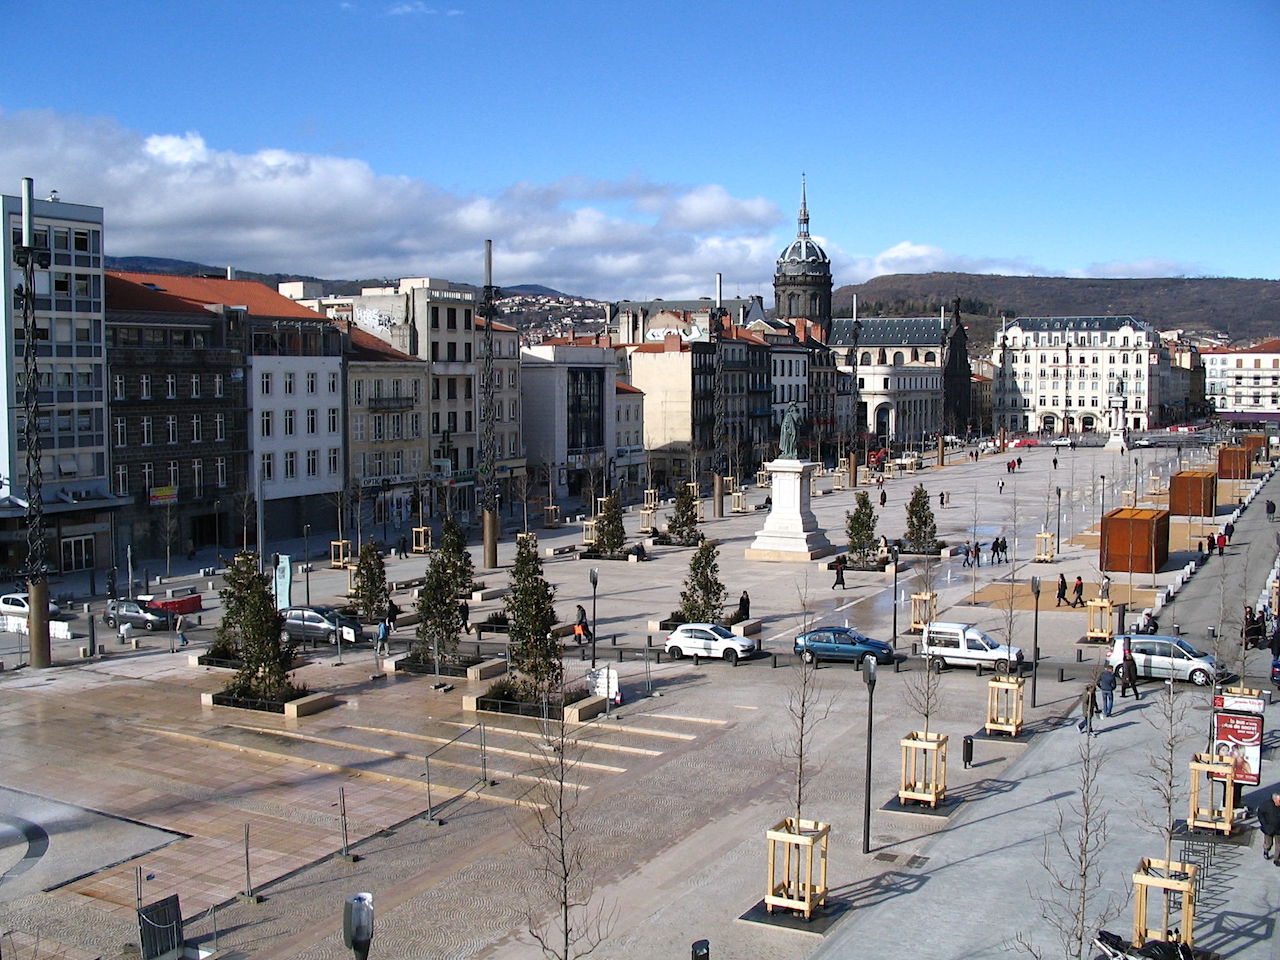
[593,494,626,556]
[846,491,878,566]
[219,551,300,701]
[349,539,388,622]
[439,515,476,596]
[506,534,561,694]
[413,551,465,667]
[904,483,937,554]
[676,540,726,624]
[667,481,700,546]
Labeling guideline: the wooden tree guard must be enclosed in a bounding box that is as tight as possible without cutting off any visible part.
[644,488,659,509]
[731,490,748,514]
[1086,599,1114,642]
[595,497,610,516]
[1147,475,1163,496]
[411,526,432,553]
[858,466,874,485]
[1188,753,1236,835]
[755,469,771,487]
[638,507,657,533]
[1133,857,1197,948]
[695,500,706,522]
[764,817,830,919]
[986,676,1024,736]
[899,731,948,807]
[909,593,937,633]
[330,539,352,568]
[1034,532,1056,562]
[543,504,562,529]
[581,519,598,547]
[723,475,738,494]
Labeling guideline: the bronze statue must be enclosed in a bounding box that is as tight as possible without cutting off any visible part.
[779,402,801,460]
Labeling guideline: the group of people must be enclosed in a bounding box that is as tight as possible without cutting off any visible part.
[1078,650,1142,734]
[374,597,402,656]
[959,538,1008,567]
[1055,573,1086,608]
[1003,457,1023,474]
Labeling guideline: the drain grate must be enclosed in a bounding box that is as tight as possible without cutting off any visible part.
[906,855,930,868]
[874,852,898,862]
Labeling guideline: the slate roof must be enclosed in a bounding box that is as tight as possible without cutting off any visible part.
[829,316,946,347]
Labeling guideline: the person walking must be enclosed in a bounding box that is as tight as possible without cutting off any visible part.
[574,603,591,644]
[1217,532,1226,556]
[945,491,951,507]
[879,490,887,508]
[1256,793,1280,863]
[1224,521,1235,544]
[1099,575,1111,601]
[375,618,390,657]
[973,542,983,567]
[939,491,945,510]
[962,540,972,567]
[738,590,751,621]
[832,556,847,590]
[998,479,1005,495]
[1056,573,1068,607]
[1118,648,1141,700]
[175,613,190,647]
[1096,666,1117,718]
[1266,498,1276,522]
[1052,456,1058,470]
[1016,456,1023,469]
[1077,682,1098,735]
[1071,576,1085,607]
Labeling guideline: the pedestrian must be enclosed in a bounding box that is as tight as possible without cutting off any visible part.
[1077,682,1098,735]
[998,479,1005,495]
[175,612,190,647]
[962,540,972,568]
[1052,456,1058,470]
[879,490,887,508]
[1099,575,1111,601]
[1096,666,1116,718]
[738,590,750,621]
[1071,575,1085,607]
[1258,794,1280,864]
[574,603,591,643]
[375,618,390,657]
[990,538,1001,565]
[939,491,945,509]
[945,491,951,506]
[1224,521,1235,543]
[1056,573,1068,607]
[1217,532,1226,556]
[458,599,470,633]
[973,542,983,567]
[1118,648,1140,700]
[1016,456,1023,469]
[832,556,847,590]
[1266,499,1276,522]
[398,534,408,558]
[386,597,400,629]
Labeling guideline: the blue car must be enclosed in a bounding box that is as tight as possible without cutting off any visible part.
[794,627,895,666]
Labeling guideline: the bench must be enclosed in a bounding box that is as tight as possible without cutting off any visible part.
[731,618,762,637]
[564,696,608,723]
[466,658,509,681]
[471,586,506,602]
[545,545,577,557]
[284,692,337,718]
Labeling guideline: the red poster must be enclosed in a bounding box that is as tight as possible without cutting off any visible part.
[1212,711,1263,786]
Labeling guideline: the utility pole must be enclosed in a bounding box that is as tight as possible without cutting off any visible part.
[711,274,727,518]
[479,240,500,570]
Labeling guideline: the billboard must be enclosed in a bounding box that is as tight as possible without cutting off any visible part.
[1211,710,1263,786]
[148,485,178,506]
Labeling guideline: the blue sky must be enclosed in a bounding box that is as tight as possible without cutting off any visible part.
[1,0,1276,298]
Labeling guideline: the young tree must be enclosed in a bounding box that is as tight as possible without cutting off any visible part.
[676,540,726,624]
[349,539,388,622]
[506,534,561,693]
[667,482,700,546]
[904,483,938,554]
[593,495,626,556]
[846,491,878,565]
[219,551,298,701]
[439,515,476,596]
[414,551,465,667]
[902,650,944,739]
[1141,680,1190,938]
[780,579,831,824]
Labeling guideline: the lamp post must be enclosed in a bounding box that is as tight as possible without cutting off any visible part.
[1030,576,1041,707]
[303,523,312,606]
[862,656,877,854]
[589,566,599,668]
[1055,487,1062,552]
[380,477,391,545]
[1100,474,1106,520]
[890,545,900,646]
[214,499,223,550]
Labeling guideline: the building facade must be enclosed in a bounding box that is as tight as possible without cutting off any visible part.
[1202,339,1280,425]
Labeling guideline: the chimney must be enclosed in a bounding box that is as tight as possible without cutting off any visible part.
[226,266,236,281]
[664,331,682,352]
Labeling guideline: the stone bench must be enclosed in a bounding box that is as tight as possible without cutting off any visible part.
[471,586,506,601]
[466,657,509,681]
[545,545,577,557]
[284,692,337,718]
[564,695,608,723]
[731,618,762,637]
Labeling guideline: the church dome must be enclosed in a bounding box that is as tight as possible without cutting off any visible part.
[775,178,830,277]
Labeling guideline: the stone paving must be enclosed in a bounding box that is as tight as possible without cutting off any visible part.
[0,441,1275,959]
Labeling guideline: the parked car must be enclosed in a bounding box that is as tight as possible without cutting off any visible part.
[1106,635,1219,685]
[1049,436,1073,447]
[794,627,894,666]
[920,621,1023,672]
[1010,437,1040,448]
[0,593,62,619]
[280,606,365,645]
[103,598,172,631]
[663,623,755,664]
[1132,438,1154,448]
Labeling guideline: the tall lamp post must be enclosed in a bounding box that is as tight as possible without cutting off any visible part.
[1030,576,1041,708]
[380,478,391,545]
[890,545,900,646]
[1100,474,1106,520]
[861,656,877,854]
[303,523,312,606]
[1055,487,1062,552]
[589,566,599,668]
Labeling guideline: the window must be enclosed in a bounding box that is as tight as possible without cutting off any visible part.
[390,413,402,440]
[328,448,340,474]
[260,453,274,482]
[140,375,152,399]
[113,375,125,400]
[306,409,317,434]
[190,374,201,398]
[353,415,366,442]
[306,371,317,393]
[509,399,517,420]
[141,462,154,490]
[431,412,440,434]
[329,371,338,393]
[371,415,383,441]
[284,451,296,480]
[192,459,203,494]
[328,408,338,432]
[260,410,272,438]
[113,417,126,446]
[447,379,457,400]
[431,378,440,400]
[284,409,295,436]
[166,374,177,399]
[214,374,224,398]
[260,372,272,396]
[141,417,153,445]
[306,449,318,477]
[169,461,179,486]
[166,415,178,444]
[284,372,295,395]
[354,379,364,404]
[410,413,421,438]
[214,414,225,441]
[191,415,202,442]
[115,465,128,496]
[508,368,517,388]
[215,457,227,488]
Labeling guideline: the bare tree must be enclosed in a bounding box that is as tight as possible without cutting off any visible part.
[902,654,944,741]
[232,490,256,550]
[995,490,1022,675]
[1140,679,1190,938]
[1014,733,1123,959]
[777,577,833,824]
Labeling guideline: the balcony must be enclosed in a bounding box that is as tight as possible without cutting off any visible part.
[369,395,415,412]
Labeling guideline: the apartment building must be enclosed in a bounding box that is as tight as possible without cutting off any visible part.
[1202,339,1280,425]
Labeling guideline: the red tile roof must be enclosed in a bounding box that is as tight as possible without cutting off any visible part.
[615,381,644,394]
[106,271,326,320]
[476,316,517,332]
[349,326,420,363]
[631,341,689,353]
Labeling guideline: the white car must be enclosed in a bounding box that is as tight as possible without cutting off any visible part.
[663,623,755,664]
[1049,436,1072,447]
[0,593,62,618]
[920,621,1023,672]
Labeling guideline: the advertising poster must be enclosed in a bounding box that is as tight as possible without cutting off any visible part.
[1211,710,1263,786]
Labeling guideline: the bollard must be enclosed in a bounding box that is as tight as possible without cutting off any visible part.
[976,662,984,677]
[580,647,587,661]
[1076,649,1083,663]
[731,653,737,668]
[771,653,778,669]
[476,642,483,657]
[656,650,663,664]
[617,649,624,663]
[647,635,653,647]
[911,642,918,656]
[1173,622,1181,636]
[894,657,901,673]
[693,654,700,666]
[962,735,974,769]
[611,635,617,645]
[1057,667,1066,683]
[88,617,96,649]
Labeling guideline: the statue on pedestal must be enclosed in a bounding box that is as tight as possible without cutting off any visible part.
[779,402,801,461]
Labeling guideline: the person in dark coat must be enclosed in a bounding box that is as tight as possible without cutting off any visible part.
[738,590,750,620]
[1224,521,1235,543]
[1118,649,1140,700]
[1056,573,1068,607]
[1096,667,1117,718]
[832,557,847,590]
[1077,683,1098,735]
[879,490,887,508]
[1071,576,1085,607]
[1257,793,1280,862]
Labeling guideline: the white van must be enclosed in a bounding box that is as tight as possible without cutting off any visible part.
[920,621,1023,672]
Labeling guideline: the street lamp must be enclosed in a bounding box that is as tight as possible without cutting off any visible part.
[1055,487,1062,551]
[890,544,900,646]
[1100,474,1106,519]
[589,566,599,668]
[1030,576,1041,708]
[380,478,391,545]
[214,499,223,550]
[862,656,877,854]
[303,523,312,606]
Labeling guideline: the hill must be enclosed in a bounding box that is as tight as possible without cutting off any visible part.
[833,273,1280,349]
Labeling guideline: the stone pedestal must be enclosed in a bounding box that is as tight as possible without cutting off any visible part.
[745,459,834,562]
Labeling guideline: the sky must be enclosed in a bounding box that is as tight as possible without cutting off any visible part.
[1,0,1276,300]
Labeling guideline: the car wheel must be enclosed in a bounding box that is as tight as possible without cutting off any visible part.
[280,630,291,643]
[800,649,816,665]
[144,620,157,631]
[668,646,684,660]
[1189,668,1211,686]
[932,658,945,674]
[723,648,738,664]
[995,658,1009,673]
[104,615,116,628]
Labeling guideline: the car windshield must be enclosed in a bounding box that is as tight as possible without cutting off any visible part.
[971,633,998,650]
[1175,639,1206,658]
[709,625,735,640]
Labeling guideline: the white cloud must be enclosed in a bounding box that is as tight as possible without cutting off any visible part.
[1071,257,1200,279]
[387,2,437,14]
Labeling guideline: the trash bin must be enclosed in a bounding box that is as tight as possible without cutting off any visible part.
[692,940,710,960]
[962,735,974,769]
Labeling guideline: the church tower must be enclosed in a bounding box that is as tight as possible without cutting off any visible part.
[773,177,833,335]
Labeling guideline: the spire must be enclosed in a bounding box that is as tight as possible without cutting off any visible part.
[797,173,809,237]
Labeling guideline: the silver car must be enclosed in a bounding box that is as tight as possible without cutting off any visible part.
[1107,634,1219,686]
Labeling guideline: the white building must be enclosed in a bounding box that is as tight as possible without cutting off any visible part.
[1202,338,1280,426]
[991,316,1172,436]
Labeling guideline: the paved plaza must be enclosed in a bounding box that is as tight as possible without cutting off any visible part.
[0,442,1277,960]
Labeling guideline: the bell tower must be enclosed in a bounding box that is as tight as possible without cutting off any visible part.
[773,177,833,334]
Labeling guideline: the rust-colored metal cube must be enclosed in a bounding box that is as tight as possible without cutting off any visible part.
[1100,508,1169,573]
[1168,470,1217,517]
[1217,446,1252,480]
